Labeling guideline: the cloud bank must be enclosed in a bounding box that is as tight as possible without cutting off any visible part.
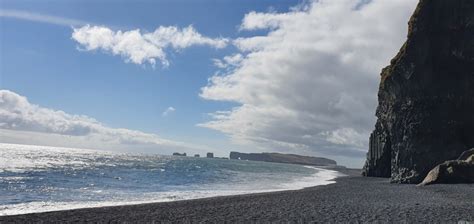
[72,25,229,67]
[200,0,418,160]
[0,90,209,154]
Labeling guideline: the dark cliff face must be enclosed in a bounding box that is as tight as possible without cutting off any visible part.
[363,0,474,183]
[229,152,337,166]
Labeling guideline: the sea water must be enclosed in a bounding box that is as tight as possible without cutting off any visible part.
[0,143,341,216]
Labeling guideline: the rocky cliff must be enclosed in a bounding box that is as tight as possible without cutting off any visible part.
[229,152,337,166]
[362,0,474,183]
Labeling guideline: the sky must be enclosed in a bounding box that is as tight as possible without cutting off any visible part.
[0,0,418,168]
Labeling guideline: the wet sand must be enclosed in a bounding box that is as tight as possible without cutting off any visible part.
[1,169,473,223]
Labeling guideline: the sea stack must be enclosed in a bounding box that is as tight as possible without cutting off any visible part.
[362,0,474,183]
[206,153,214,158]
[173,152,187,157]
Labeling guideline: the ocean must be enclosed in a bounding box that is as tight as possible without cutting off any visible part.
[0,143,341,216]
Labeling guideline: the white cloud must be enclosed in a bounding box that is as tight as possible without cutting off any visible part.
[162,107,176,117]
[212,54,243,69]
[239,11,294,31]
[200,0,418,160]
[321,128,367,148]
[72,25,229,67]
[0,9,87,27]
[0,90,211,154]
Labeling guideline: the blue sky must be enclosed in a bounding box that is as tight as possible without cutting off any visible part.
[0,0,418,167]
[1,0,293,144]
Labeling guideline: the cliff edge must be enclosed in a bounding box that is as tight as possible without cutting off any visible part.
[362,0,474,183]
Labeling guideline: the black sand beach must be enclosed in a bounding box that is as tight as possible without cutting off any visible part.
[1,169,473,223]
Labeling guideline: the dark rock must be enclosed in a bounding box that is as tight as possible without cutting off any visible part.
[194,154,200,158]
[457,148,474,160]
[419,149,474,185]
[172,152,187,156]
[206,153,214,158]
[229,151,337,166]
[362,0,474,183]
[361,128,391,177]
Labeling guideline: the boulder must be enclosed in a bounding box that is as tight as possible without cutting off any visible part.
[419,149,474,185]
[457,148,474,160]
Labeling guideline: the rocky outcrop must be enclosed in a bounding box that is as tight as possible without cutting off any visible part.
[229,152,337,166]
[206,153,214,158]
[172,152,186,156]
[363,0,474,183]
[361,128,391,177]
[419,149,474,185]
[457,148,474,160]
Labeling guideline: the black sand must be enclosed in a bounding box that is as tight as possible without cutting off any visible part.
[1,169,473,223]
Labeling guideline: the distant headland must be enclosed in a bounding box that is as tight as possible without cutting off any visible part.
[229,152,337,167]
[171,151,337,167]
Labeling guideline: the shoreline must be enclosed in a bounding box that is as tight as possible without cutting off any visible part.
[0,166,345,217]
[1,168,473,223]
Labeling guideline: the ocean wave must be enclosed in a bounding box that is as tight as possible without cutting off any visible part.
[0,143,342,216]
